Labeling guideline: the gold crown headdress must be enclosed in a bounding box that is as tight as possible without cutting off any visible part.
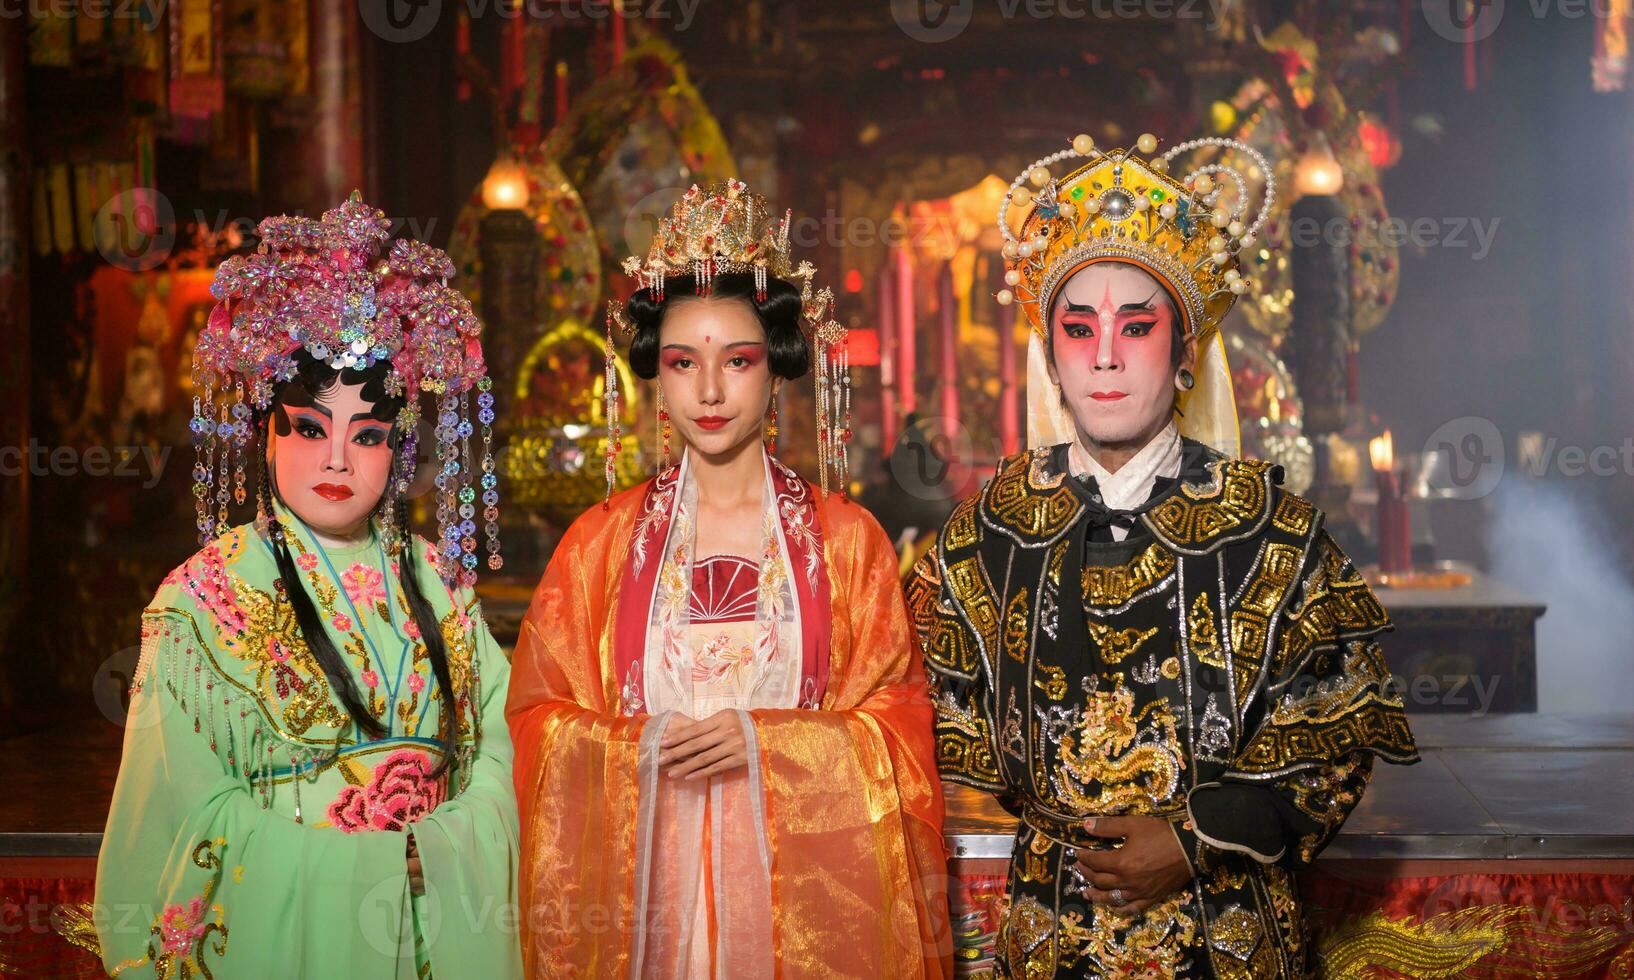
[996,133,1276,455]
[603,179,851,500]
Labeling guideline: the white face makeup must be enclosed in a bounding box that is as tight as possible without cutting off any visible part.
[1046,261,1194,451]
[655,296,776,462]
[270,378,395,542]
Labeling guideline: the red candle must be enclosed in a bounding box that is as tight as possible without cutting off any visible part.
[938,261,960,429]
[456,11,470,101]
[894,246,916,417]
[997,283,1018,456]
[1373,468,1397,571]
[878,262,898,450]
[1390,471,1413,573]
[507,11,526,105]
[1369,432,1410,573]
[554,61,569,124]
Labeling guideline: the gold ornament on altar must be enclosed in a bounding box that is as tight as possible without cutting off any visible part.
[1228,331,1314,493]
[502,319,645,527]
[996,133,1277,456]
[1219,61,1403,339]
[604,179,852,497]
[1227,144,1398,340]
[448,149,602,330]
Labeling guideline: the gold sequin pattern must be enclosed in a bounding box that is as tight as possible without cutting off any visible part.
[1271,491,1316,536]
[1143,457,1277,553]
[1054,675,1185,814]
[1005,589,1032,663]
[944,494,981,551]
[1081,542,1176,609]
[984,449,1083,542]
[1311,903,1634,979]
[946,556,1003,669]
[1276,532,1393,676]
[1227,541,1303,707]
[1084,621,1160,665]
[908,553,982,679]
[1000,893,1058,980]
[1188,592,1225,669]
[1207,903,1272,979]
[1239,639,1417,774]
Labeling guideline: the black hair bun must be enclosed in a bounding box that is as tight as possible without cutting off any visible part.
[626,271,810,380]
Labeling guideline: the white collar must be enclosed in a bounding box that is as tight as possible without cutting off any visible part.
[1067,422,1183,513]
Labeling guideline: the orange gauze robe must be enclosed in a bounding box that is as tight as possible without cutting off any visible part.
[506,466,952,978]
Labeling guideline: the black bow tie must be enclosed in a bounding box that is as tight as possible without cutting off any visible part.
[1075,471,1182,533]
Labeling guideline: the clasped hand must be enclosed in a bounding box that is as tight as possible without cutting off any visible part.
[1067,815,1193,916]
[656,710,749,780]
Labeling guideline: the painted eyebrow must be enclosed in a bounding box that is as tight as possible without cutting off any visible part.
[289,405,385,424]
[659,341,767,352]
[1062,300,1158,315]
[1062,288,1165,316]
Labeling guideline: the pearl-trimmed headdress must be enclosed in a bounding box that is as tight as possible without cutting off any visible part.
[998,133,1277,456]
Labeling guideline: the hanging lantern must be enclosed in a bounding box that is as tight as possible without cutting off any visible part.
[481,154,532,211]
[1294,135,1344,197]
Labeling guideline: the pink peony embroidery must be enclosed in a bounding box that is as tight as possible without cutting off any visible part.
[159,896,209,954]
[341,563,387,608]
[296,552,319,572]
[407,673,426,693]
[403,618,421,639]
[326,750,445,833]
[362,669,379,688]
[332,612,352,632]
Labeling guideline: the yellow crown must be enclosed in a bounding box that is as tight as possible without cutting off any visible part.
[996,133,1274,343]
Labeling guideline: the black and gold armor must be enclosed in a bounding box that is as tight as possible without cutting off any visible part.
[908,440,1420,979]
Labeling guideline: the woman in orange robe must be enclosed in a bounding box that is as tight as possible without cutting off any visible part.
[506,180,951,978]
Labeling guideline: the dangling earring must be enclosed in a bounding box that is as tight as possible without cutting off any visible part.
[603,305,622,509]
[765,394,779,455]
[657,383,672,470]
[1176,367,1195,391]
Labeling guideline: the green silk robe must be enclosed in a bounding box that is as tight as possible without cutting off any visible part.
[94,501,522,978]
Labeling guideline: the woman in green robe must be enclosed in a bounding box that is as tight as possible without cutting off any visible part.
[93,195,521,978]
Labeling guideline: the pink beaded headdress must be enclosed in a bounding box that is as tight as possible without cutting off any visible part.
[195,192,502,587]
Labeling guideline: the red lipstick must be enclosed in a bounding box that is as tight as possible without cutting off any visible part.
[1089,392,1128,402]
[312,483,354,501]
[695,416,730,431]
